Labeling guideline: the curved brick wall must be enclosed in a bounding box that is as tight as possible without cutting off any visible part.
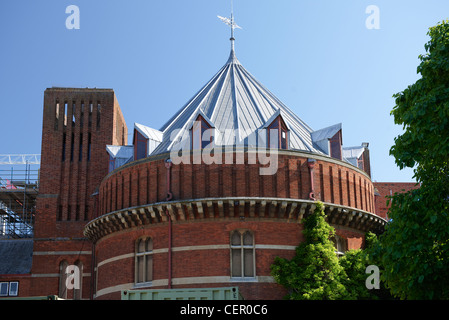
[97,150,376,217]
[93,219,365,300]
[89,150,377,300]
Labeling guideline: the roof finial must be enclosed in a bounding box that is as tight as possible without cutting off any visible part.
[218,0,242,50]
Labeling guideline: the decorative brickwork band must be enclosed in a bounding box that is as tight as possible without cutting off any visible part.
[84,197,386,243]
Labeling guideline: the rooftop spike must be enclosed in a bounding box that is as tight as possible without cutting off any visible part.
[218,0,242,57]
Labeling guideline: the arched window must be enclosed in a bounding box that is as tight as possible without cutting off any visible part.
[191,114,214,150]
[135,237,153,284]
[333,235,348,257]
[267,115,289,150]
[73,260,83,300]
[58,260,68,299]
[230,230,255,278]
[59,260,82,299]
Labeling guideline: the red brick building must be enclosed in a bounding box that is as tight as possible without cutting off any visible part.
[0,88,127,299]
[1,38,392,300]
[374,182,420,219]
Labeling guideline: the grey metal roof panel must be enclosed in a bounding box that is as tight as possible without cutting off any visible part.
[106,145,134,159]
[342,146,365,159]
[151,46,324,155]
[311,123,342,142]
[0,239,33,274]
[135,123,163,142]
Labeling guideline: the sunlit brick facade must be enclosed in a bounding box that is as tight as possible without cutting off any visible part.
[2,46,389,300]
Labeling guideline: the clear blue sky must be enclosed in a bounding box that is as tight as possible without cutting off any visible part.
[1,0,447,182]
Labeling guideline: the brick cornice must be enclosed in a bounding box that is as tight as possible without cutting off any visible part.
[84,197,386,243]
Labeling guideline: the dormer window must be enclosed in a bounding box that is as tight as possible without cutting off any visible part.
[191,114,214,150]
[311,123,342,160]
[267,115,289,150]
[133,129,148,160]
[329,130,342,160]
[132,123,163,161]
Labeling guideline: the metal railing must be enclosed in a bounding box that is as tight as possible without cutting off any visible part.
[0,161,40,239]
[0,154,40,165]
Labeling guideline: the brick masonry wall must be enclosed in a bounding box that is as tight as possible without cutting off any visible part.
[374,182,420,219]
[27,88,375,300]
[94,220,302,299]
[91,151,373,299]
[0,274,32,298]
[98,152,376,217]
[93,218,365,300]
[29,88,127,299]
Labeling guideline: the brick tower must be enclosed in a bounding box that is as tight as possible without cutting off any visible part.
[30,88,127,299]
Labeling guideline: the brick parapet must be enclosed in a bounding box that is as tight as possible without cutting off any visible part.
[97,150,376,218]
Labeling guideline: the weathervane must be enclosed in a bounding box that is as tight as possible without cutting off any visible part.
[217,0,242,41]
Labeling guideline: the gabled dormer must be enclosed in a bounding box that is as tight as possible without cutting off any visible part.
[106,145,134,172]
[189,110,216,150]
[133,123,163,160]
[311,123,342,160]
[263,110,290,150]
[342,143,371,177]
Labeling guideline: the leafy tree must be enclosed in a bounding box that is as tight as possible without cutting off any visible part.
[374,20,449,299]
[339,249,373,299]
[270,202,349,299]
[342,232,392,300]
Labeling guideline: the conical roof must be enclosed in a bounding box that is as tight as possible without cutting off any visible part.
[151,42,324,155]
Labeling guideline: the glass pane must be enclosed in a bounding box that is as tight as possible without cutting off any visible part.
[281,129,287,149]
[9,282,18,296]
[269,129,279,148]
[243,231,253,246]
[231,249,242,277]
[231,231,241,246]
[202,128,213,149]
[136,131,147,160]
[74,287,81,300]
[59,261,68,298]
[281,137,287,149]
[137,239,145,253]
[330,138,341,159]
[137,256,144,283]
[146,238,153,252]
[0,283,8,296]
[146,255,153,282]
[244,249,254,277]
[109,156,115,172]
[192,123,201,150]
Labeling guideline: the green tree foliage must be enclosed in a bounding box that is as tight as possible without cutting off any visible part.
[373,20,449,299]
[270,202,349,300]
[339,249,372,299]
[343,232,392,300]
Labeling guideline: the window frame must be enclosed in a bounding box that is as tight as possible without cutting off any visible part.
[267,115,289,150]
[8,281,18,296]
[230,230,256,280]
[333,235,348,257]
[190,114,214,150]
[58,260,69,299]
[108,155,116,173]
[329,130,342,160]
[73,260,83,300]
[0,282,9,297]
[133,129,148,160]
[135,237,153,286]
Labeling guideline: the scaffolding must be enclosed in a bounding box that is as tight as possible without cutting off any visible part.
[0,155,40,239]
